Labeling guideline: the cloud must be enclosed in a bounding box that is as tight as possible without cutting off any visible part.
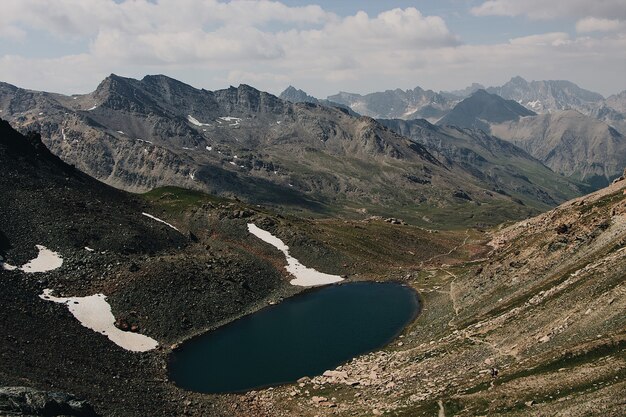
[0,0,336,38]
[576,17,623,33]
[509,32,570,46]
[0,54,106,93]
[471,0,626,20]
[0,1,624,98]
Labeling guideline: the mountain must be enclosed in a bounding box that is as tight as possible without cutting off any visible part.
[0,117,286,416]
[279,85,320,104]
[479,77,626,135]
[0,118,186,260]
[605,90,626,113]
[484,76,605,114]
[378,118,582,206]
[594,90,626,134]
[491,109,626,188]
[0,75,576,227]
[279,86,359,116]
[436,89,536,132]
[327,86,457,122]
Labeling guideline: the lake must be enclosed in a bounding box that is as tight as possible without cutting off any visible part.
[168,282,419,393]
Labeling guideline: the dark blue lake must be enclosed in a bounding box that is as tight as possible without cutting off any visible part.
[168,282,419,393]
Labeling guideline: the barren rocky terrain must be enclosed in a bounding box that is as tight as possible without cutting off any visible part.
[1,119,624,416]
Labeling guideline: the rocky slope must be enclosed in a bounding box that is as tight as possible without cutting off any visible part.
[379,118,582,206]
[0,76,577,227]
[436,89,536,132]
[492,110,626,188]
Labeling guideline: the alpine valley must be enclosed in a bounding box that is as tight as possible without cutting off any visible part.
[1,73,625,417]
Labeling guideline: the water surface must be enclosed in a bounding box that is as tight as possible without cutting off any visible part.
[168,282,419,393]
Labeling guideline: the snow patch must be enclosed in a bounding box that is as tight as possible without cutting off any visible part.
[229,161,237,166]
[219,116,242,127]
[61,128,67,141]
[85,247,95,252]
[247,223,344,287]
[1,261,17,271]
[189,172,195,181]
[182,147,193,150]
[1,245,63,273]
[141,213,180,232]
[117,131,125,135]
[187,115,211,127]
[21,246,64,273]
[526,100,542,110]
[206,146,212,151]
[39,289,158,352]
[87,105,97,111]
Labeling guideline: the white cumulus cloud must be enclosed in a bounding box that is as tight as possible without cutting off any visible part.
[576,17,624,33]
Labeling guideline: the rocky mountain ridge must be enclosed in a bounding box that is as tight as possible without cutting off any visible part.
[484,76,605,114]
[320,76,626,135]
[0,75,581,227]
[327,86,457,122]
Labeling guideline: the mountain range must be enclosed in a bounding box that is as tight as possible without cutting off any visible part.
[279,81,625,188]
[326,86,455,122]
[0,74,586,227]
[290,76,626,136]
[438,90,626,187]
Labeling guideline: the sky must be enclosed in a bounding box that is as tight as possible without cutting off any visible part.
[0,0,625,97]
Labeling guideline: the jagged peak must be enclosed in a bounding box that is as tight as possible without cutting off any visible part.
[94,73,133,93]
[508,75,528,85]
[282,85,299,93]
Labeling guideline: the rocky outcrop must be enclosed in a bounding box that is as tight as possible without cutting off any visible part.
[0,387,99,416]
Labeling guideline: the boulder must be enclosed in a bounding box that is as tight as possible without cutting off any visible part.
[0,386,99,416]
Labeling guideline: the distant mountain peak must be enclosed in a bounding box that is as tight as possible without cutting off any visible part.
[509,75,528,84]
[279,86,319,104]
[436,89,535,131]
